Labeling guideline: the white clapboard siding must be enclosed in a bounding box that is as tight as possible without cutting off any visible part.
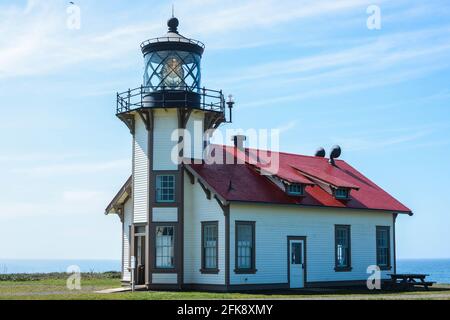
[152,273,178,284]
[153,109,178,171]
[122,199,133,282]
[152,207,178,222]
[133,116,148,224]
[185,111,204,160]
[230,204,395,285]
[183,172,225,285]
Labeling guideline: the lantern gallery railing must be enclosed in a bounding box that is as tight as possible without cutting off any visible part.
[140,37,205,50]
[116,86,226,114]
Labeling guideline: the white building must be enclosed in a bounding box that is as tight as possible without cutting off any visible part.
[105,17,412,291]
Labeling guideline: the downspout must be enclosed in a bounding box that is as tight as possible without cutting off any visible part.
[393,213,398,274]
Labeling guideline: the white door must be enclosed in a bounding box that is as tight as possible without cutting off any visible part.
[289,239,305,288]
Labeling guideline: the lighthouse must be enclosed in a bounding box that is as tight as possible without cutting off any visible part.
[106,16,411,292]
[114,17,231,288]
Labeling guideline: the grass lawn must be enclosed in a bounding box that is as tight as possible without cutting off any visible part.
[1,277,450,300]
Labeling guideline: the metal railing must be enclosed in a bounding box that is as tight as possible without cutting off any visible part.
[140,36,205,50]
[116,86,225,114]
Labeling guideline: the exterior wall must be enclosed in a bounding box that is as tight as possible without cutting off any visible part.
[152,207,178,222]
[133,116,149,224]
[122,199,133,282]
[153,109,178,171]
[230,203,395,286]
[185,111,205,160]
[153,273,178,284]
[183,172,226,285]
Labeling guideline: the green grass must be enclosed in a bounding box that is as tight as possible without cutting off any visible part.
[1,275,450,300]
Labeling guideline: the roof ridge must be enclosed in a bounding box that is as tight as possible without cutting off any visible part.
[217,144,346,163]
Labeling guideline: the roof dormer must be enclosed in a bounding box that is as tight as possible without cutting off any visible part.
[333,187,351,200]
[286,183,305,197]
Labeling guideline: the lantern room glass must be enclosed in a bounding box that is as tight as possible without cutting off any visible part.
[144,50,201,93]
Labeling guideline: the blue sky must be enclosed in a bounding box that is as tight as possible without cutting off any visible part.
[0,0,449,260]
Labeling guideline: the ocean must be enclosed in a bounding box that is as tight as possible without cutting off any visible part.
[0,259,449,284]
[0,259,121,274]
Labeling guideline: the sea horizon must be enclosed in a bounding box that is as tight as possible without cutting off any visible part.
[1,258,449,284]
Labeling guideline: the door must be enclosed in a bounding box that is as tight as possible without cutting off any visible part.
[289,239,305,288]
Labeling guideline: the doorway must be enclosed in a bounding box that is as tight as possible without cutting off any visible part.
[288,237,306,289]
[134,225,146,285]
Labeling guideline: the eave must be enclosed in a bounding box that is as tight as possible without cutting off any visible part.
[105,176,132,216]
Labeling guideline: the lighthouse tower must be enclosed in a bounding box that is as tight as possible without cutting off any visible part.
[115,17,231,288]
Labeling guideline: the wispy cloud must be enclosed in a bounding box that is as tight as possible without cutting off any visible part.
[12,159,130,176]
[63,190,108,202]
[232,26,450,108]
[1,190,110,219]
[275,120,298,134]
[0,0,376,79]
[334,128,436,152]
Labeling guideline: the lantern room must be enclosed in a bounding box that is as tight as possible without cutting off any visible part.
[139,17,204,108]
[116,16,233,132]
[141,17,203,92]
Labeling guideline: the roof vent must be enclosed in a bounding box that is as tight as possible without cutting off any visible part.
[315,147,326,157]
[329,145,342,166]
[232,135,247,151]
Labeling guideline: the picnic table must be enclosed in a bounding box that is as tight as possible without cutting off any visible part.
[387,274,435,291]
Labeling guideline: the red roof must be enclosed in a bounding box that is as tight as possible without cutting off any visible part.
[187,145,412,214]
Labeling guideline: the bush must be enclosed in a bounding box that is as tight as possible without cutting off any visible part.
[0,271,121,282]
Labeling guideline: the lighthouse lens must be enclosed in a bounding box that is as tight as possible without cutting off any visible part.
[161,56,184,89]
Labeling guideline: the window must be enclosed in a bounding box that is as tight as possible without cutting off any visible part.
[287,184,304,196]
[335,188,349,199]
[156,175,175,203]
[135,225,146,235]
[201,222,218,273]
[291,243,302,265]
[155,226,175,269]
[376,226,391,270]
[335,225,351,271]
[235,221,256,273]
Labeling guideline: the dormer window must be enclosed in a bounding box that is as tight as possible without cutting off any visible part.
[287,184,304,196]
[334,188,350,200]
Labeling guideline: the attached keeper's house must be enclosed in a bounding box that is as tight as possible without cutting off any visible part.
[105,17,412,291]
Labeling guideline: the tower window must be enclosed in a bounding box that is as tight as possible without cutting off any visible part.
[334,188,349,199]
[156,175,176,203]
[287,184,304,196]
[155,226,175,269]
